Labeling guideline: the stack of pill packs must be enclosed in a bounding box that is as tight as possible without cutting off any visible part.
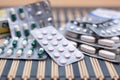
[63,8,120,63]
[0,0,85,66]
[0,0,54,61]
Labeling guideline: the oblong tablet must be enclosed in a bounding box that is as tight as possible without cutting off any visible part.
[80,44,96,54]
[111,37,120,43]
[99,50,116,59]
[98,39,115,47]
[80,35,96,43]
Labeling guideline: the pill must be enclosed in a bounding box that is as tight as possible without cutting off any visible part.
[23,24,30,36]
[64,53,70,59]
[73,21,78,25]
[52,41,58,46]
[10,8,17,21]
[80,35,96,43]
[51,31,57,35]
[111,29,116,33]
[0,47,4,54]
[31,40,37,48]
[65,31,78,38]
[69,41,77,47]
[99,50,116,59]
[69,47,75,52]
[62,41,68,46]
[57,36,62,41]
[101,30,106,35]
[42,40,48,45]
[47,36,53,40]
[117,28,120,32]
[111,37,120,43]
[70,26,75,30]
[12,37,18,48]
[53,52,60,58]
[6,47,14,56]
[76,28,81,31]
[75,52,82,59]
[14,25,21,37]
[58,47,64,52]
[83,29,87,32]
[27,48,34,57]
[16,48,23,57]
[48,17,52,22]
[42,30,47,35]
[92,24,97,28]
[36,11,42,16]
[60,59,67,65]
[98,39,115,47]
[3,37,10,46]
[38,48,44,58]
[22,38,28,47]
[38,35,43,40]
[80,44,96,54]
[18,8,25,19]
[48,46,54,52]
[31,23,37,29]
[106,30,111,34]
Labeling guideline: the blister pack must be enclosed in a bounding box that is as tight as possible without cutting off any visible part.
[79,44,120,63]
[0,37,47,60]
[3,1,53,38]
[31,26,84,66]
[64,20,92,37]
[65,34,120,50]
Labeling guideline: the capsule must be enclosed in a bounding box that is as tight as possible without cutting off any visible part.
[31,40,37,48]
[38,48,44,58]
[10,8,17,21]
[27,48,34,57]
[0,47,4,54]
[3,37,10,47]
[12,37,18,48]
[16,48,23,57]
[6,47,14,56]
[31,23,37,29]
[14,25,21,37]
[23,24,30,36]
[22,38,28,47]
[18,8,25,20]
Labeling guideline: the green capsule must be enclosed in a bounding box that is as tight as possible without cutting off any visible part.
[11,14,17,22]
[6,36,10,41]
[16,31,21,38]
[31,23,37,29]
[19,8,24,13]
[24,30,30,37]
[12,40,18,48]
[31,40,37,48]
[0,47,4,54]
[38,48,44,58]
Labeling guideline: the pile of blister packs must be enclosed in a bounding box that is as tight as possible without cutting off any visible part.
[0,0,120,66]
[64,9,120,63]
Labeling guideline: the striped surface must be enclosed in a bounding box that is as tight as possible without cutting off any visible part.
[0,7,120,80]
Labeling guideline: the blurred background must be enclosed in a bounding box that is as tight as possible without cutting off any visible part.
[0,0,120,7]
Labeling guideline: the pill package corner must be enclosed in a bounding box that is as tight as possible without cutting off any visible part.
[31,26,84,66]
